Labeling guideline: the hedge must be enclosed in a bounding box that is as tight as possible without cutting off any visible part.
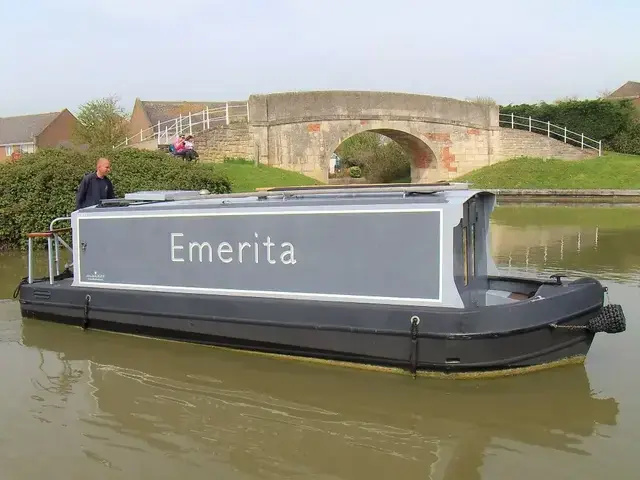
[499,98,640,155]
[0,147,231,250]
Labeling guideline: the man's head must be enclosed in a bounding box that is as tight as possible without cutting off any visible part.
[96,157,111,178]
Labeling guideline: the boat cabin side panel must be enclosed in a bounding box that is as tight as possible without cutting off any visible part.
[71,206,447,306]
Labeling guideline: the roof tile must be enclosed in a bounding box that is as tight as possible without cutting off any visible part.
[0,111,61,145]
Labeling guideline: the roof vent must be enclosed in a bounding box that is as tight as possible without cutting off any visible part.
[123,190,207,202]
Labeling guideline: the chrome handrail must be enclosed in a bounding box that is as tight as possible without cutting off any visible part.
[26,217,73,285]
[49,217,73,276]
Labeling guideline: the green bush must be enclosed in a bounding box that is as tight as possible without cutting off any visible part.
[365,141,411,183]
[607,122,640,155]
[0,147,231,250]
[349,166,362,178]
[499,98,640,155]
[336,132,411,183]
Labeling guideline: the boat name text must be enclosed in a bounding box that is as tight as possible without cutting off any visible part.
[170,232,297,265]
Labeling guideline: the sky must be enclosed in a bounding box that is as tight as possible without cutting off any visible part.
[1,0,639,117]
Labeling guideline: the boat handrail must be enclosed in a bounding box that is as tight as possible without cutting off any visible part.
[256,182,471,193]
[49,216,72,231]
[26,216,73,285]
[103,182,477,206]
[26,227,72,238]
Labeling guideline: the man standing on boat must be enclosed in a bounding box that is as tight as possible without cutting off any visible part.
[75,157,115,210]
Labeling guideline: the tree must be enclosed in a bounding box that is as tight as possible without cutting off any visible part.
[73,96,130,148]
[336,132,411,183]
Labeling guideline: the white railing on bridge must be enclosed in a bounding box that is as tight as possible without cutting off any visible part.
[499,113,602,156]
[114,102,249,149]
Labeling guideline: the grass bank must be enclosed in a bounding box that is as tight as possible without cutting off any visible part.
[216,158,321,192]
[455,153,640,189]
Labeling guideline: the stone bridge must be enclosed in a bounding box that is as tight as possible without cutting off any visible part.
[248,91,503,182]
[153,90,597,182]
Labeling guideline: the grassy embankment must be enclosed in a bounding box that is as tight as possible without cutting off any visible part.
[455,153,640,190]
[216,158,321,192]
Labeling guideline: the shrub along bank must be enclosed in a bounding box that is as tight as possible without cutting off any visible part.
[499,98,640,155]
[0,148,323,250]
[0,147,234,250]
[335,132,411,183]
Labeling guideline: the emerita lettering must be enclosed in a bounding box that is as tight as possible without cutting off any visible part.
[170,232,297,265]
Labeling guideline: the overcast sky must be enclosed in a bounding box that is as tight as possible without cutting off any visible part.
[2,0,638,117]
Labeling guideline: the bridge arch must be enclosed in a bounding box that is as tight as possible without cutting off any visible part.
[328,126,439,183]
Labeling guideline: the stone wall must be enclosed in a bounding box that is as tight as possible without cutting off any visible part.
[496,128,598,161]
[196,121,252,162]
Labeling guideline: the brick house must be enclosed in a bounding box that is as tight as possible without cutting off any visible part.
[0,109,78,161]
[606,81,640,109]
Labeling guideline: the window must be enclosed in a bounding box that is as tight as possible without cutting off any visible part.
[19,144,35,154]
[4,143,35,156]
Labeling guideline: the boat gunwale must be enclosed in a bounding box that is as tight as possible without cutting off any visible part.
[19,275,605,339]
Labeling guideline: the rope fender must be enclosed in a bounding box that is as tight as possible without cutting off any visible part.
[550,304,626,334]
[408,315,420,377]
[83,294,92,330]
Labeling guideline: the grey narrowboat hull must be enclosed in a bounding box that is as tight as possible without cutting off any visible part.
[17,274,615,375]
[15,185,627,376]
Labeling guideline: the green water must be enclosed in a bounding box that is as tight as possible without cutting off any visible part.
[0,203,638,479]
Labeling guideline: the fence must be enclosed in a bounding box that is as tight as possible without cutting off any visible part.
[114,102,249,149]
[499,113,602,156]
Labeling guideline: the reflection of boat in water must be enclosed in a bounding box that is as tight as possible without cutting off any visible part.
[17,185,627,377]
[20,318,620,480]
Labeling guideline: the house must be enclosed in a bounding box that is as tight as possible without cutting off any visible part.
[127,98,248,145]
[606,81,640,109]
[0,109,78,161]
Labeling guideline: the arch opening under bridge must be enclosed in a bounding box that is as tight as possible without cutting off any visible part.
[330,128,440,184]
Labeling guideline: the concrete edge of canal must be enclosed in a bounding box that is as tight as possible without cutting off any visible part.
[490,189,640,203]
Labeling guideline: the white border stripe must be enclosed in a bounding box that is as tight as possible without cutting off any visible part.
[76,205,441,219]
[74,207,444,306]
[74,282,444,306]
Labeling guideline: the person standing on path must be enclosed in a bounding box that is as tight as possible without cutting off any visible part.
[75,157,115,210]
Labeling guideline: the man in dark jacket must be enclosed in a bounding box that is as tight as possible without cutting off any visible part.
[75,157,115,210]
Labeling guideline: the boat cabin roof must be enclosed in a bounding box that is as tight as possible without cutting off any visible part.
[89,183,494,213]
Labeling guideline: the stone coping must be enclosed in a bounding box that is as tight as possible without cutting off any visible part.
[489,189,640,196]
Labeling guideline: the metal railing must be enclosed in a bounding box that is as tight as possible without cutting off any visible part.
[114,102,249,148]
[499,113,602,156]
[26,217,73,285]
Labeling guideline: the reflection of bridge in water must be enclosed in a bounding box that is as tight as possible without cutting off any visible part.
[491,225,599,272]
[489,221,640,281]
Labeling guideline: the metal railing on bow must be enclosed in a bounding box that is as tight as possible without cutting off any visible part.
[499,113,602,156]
[114,102,249,148]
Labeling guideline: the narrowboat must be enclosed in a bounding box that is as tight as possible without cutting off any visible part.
[15,183,627,377]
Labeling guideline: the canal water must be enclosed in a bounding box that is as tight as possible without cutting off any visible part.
[0,202,638,479]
